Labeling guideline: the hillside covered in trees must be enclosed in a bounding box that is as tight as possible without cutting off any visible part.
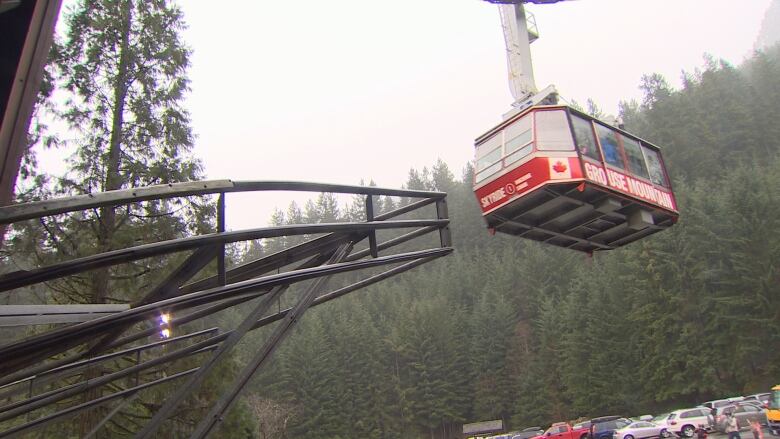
[237,46,780,438]
[6,5,780,436]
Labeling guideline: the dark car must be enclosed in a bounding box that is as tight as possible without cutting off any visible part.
[574,422,592,431]
[589,416,631,439]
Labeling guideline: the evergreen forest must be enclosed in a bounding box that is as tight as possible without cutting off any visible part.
[4,1,780,437]
[238,49,780,438]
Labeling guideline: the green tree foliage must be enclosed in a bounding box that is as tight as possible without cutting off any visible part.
[243,46,780,439]
[7,1,258,436]
[22,23,776,436]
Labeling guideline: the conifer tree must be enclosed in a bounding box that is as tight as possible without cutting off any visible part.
[14,0,223,434]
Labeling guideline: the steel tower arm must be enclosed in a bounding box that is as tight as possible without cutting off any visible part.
[486,0,563,113]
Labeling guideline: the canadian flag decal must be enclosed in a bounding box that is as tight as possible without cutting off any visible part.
[549,158,572,179]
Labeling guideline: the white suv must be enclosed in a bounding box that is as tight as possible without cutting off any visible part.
[666,408,712,438]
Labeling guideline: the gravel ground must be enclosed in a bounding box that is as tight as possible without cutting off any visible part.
[705,427,774,439]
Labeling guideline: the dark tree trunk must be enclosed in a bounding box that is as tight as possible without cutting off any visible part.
[80,1,133,436]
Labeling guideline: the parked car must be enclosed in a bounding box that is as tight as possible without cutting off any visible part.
[540,422,590,439]
[650,413,672,437]
[590,417,632,439]
[744,393,771,408]
[711,402,767,427]
[613,421,666,439]
[741,400,766,410]
[665,408,712,438]
[713,403,767,432]
[573,422,592,431]
[513,427,546,439]
[701,397,744,410]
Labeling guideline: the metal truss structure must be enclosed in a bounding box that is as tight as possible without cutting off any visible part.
[0,179,452,438]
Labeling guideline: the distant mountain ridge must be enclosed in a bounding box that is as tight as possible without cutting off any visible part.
[756,0,780,50]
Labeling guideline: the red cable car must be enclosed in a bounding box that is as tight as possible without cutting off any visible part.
[473,105,678,252]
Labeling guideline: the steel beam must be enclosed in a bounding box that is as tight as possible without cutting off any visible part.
[0,337,219,421]
[0,248,452,376]
[177,197,437,294]
[0,180,444,225]
[436,199,452,248]
[229,181,445,200]
[495,214,613,250]
[0,180,235,225]
[252,255,440,329]
[83,392,140,439]
[217,193,226,286]
[86,245,218,356]
[0,327,217,401]
[0,304,129,326]
[136,243,353,438]
[189,244,355,439]
[365,195,378,258]
[178,225,355,294]
[0,219,447,293]
[0,368,198,439]
[0,252,450,432]
[100,248,351,361]
[106,227,437,356]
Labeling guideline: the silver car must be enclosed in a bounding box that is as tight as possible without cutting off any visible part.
[613,421,665,439]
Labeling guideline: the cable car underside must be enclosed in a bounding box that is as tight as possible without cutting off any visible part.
[484,180,677,253]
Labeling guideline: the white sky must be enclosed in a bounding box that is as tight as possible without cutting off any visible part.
[40,0,774,230]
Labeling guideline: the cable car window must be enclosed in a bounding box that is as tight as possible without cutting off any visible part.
[505,143,533,166]
[595,124,624,169]
[535,110,574,151]
[641,145,669,187]
[621,135,649,179]
[476,161,502,183]
[571,115,600,161]
[505,114,533,155]
[504,115,533,166]
[475,134,503,183]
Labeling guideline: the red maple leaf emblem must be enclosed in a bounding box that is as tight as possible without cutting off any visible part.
[552,161,567,173]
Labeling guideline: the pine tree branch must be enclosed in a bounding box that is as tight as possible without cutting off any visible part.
[39,218,74,257]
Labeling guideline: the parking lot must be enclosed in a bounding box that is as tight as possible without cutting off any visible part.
[706,426,774,439]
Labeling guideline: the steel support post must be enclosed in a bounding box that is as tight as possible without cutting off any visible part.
[436,199,452,248]
[217,193,226,286]
[189,242,355,439]
[366,195,378,258]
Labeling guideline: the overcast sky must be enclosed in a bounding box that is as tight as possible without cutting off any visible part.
[177,0,771,229]
[41,0,773,230]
